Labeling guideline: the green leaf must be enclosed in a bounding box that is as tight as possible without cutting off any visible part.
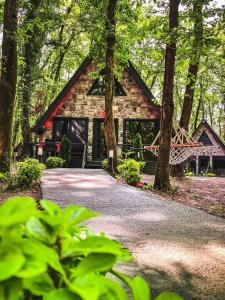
[131,276,150,300]
[0,278,23,300]
[16,240,47,278]
[44,288,81,300]
[39,200,63,226]
[72,253,117,277]
[0,244,25,281]
[63,205,100,228]
[69,273,100,300]
[155,292,184,300]
[26,216,57,245]
[98,276,129,300]
[62,236,126,258]
[23,273,54,296]
[0,197,36,226]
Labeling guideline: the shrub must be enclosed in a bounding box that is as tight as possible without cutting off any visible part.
[0,172,5,182]
[16,158,45,187]
[133,133,144,161]
[60,135,72,166]
[185,171,194,177]
[117,159,145,185]
[46,157,65,169]
[102,158,109,170]
[0,196,183,300]
[203,172,216,177]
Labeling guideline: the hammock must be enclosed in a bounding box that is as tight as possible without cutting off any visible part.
[145,124,202,165]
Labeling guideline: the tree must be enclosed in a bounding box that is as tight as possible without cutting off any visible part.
[171,0,204,177]
[104,0,118,171]
[154,0,180,190]
[0,0,18,172]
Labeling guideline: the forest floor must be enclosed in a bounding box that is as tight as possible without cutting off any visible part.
[0,182,41,205]
[143,175,225,218]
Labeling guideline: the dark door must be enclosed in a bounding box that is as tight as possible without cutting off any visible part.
[53,117,88,167]
[92,118,118,161]
[199,156,209,173]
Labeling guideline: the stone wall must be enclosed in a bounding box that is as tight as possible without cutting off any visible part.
[41,63,160,160]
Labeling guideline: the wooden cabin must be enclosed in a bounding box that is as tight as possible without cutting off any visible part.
[188,120,225,176]
[33,57,160,168]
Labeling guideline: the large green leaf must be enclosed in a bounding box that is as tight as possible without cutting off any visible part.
[72,253,117,277]
[39,200,63,226]
[0,244,25,281]
[23,273,54,296]
[131,276,150,300]
[98,276,129,300]
[63,205,100,228]
[155,292,184,300]
[26,217,57,245]
[44,288,81,300]
[16,240,47,278]
[0,197,36,226]
[62,236,126,258]
[69,273,100,300]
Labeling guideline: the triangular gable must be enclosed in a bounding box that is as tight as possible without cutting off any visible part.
[33,57,160,133]
[198,131,213,146]
[193,119,225,150]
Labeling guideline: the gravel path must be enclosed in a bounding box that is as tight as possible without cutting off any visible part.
[41,169,225,299]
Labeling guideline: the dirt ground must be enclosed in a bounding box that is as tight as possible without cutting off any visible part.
[0,182,41,205]
[143,175,225,218]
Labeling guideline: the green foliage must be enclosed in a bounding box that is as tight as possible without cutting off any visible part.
[207,163,213,173]
[185,172,194,177]
[0,196,183,299]
[0,172,5,182]
[117,159,145,185]
[203,172,216,177]
[60,135,72,167]
[16,158,45,187]
[142,183,154,190]
[102,159,109,170]
[46,157,65,169]
[133,133,144,161]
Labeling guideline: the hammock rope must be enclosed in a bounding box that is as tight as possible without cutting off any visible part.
[145,124,202,165]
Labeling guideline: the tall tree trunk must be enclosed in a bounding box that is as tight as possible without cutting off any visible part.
[21,0,44,156]
[104,0,118,171]
[154,0,180,191]
[0,0,18,172]
[171,0,203,177]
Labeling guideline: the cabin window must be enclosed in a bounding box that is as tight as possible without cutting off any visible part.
[124,119,159,146]
[199,131,213,146]
[87,74,126,96]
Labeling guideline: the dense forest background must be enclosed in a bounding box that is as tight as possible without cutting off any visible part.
[0,0,224,149]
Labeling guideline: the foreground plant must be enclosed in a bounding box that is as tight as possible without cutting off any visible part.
[0,197,183,300]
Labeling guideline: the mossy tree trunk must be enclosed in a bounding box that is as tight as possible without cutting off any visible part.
[154,0,180,191]
[0,0,18,172]
[171,0,203,177]
[104,0,118,171]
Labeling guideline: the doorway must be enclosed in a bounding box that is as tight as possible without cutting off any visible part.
[92,118,118,161]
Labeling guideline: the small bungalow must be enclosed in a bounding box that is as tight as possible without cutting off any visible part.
[33,57,160,167]
[188,120,225,176]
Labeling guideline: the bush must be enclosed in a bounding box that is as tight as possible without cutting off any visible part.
[185,172,194,177]
[117,159,145,185]
[102,158,109,170]
[60,135,72,167]
[16,158,45,187]
[46,157,65,169]
[133,133,144,161]
[203,172,216,177]
[0,172,5,182]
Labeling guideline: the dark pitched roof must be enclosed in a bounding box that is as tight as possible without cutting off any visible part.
[33,57,159,132]
[193,119,225,150]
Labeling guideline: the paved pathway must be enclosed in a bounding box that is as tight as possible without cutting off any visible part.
[41,169,225,299]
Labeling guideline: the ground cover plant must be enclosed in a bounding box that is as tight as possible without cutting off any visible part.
[60,135,72,167]
[0,196,183,300]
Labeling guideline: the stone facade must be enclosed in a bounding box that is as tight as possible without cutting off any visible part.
[41,62,160,160]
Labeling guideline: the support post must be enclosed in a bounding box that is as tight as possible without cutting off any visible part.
[196,155,199,175]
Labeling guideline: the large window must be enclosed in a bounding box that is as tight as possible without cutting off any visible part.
[124,119,159,145]
[199,131,213,146]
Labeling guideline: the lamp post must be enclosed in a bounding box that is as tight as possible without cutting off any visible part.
[109,149,114,173]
